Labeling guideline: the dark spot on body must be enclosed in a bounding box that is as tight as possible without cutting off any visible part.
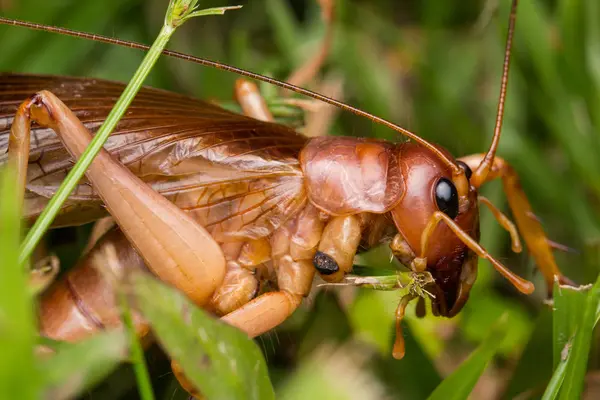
[313,251,339,275]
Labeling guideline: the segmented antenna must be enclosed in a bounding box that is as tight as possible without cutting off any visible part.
[0,15,461,174]
[471,0,518,188]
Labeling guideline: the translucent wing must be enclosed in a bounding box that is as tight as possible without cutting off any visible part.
[0,74,307,241]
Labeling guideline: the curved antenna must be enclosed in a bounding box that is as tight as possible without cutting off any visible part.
[0,16,461,175]
[471,0,518,188]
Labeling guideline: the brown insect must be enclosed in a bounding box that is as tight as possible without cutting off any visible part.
[0,0,570,395]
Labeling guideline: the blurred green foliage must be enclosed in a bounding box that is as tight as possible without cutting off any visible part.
[1,0,600,398]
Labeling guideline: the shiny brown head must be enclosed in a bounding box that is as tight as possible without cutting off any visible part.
[390,142,481,317]
[387,0,526,320]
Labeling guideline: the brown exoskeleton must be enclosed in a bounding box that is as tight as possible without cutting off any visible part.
[0,0,571,395]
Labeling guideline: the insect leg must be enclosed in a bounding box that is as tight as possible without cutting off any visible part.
[8,91,226,306]
[234,79,274,122]
[392,294,417,360]
[479,195,522,253]
[459,154,572,294]
[210,241,264,315]
[7,99,32,208]
[220,204,321,337]
[420,211,534,294]
[390,234,417,267]
[314,214,363,282]
[84,217,116,253]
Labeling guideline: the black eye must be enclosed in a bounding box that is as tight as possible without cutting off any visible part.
[457,161,472,180]
[435,178,459,219]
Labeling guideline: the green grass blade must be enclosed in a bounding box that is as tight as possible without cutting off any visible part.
[40,330,128,399]
[546,280,595,399]
[558,276,600,400]
[542,340,571,400]
[130,272,274,400]
[552,282,590,368]
[427,317,507,400]
[119,292,155,400]
[0,166,39,400]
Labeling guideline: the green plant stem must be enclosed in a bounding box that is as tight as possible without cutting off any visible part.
[119,292,155,400]
[0,168,40,399]
[18,24,174,264]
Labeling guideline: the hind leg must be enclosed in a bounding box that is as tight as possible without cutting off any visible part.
[8,91,227,306]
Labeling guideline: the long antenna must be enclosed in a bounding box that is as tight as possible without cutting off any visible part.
[471,0,518,188]
[0,15,460,174]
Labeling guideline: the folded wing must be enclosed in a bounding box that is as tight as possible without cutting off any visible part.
[0,74,307,240]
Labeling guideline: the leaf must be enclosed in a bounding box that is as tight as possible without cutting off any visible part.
[542,340,572,400]
[40,329,128,400]
[559,276,600,400]
[427,316,507,400]
[131,272,274,400]
[552,281,590,368]
[118,291,155,400]
[0,167,40,400]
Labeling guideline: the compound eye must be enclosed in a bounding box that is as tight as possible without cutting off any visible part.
[457,161,473,180]
[435,177,459,219]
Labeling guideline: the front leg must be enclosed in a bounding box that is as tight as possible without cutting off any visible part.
[459,154,571,295]
[390,234,426,272]
[8,91,226,306]
[312,214,363,282]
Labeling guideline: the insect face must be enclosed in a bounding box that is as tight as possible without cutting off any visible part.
[390,142,481,316]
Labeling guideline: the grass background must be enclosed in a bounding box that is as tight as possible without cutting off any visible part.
[1,0,599,398]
